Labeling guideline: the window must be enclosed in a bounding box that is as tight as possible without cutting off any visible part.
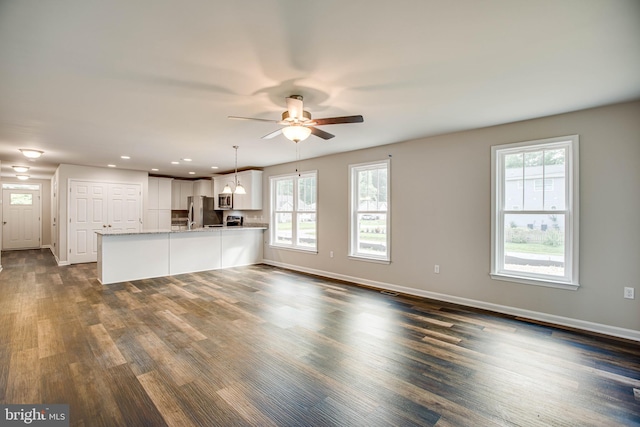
[349,160,390,262]
[270,171,317,251]
[10,193,33,205]
[491,135,579,289]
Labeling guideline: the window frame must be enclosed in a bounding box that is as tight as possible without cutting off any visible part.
[491,135,579,290]
[269,170,318,253]
[349,159,391,263]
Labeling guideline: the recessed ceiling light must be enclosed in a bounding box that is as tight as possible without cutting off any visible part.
[121,155,131,160]
[16,174,30,180]
[108,164,116,168]
[12,166,30,173]
[188,172,195,175]
[151,168,159,172]
[171,161,180,165]
[182,158,192,162]
[211,166,219,169]
[20,149,44,159]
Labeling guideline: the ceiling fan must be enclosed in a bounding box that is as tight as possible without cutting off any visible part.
[228,95,364,142]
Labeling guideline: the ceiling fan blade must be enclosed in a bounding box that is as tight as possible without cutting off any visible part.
[312,115,364,126]
[309,127,335,140]
[286,96,304,120]
[228,116,279,123]
[262,129,283,139]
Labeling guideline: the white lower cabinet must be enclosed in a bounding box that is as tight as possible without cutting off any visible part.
[221,229,263,267]
[97,228,265,284]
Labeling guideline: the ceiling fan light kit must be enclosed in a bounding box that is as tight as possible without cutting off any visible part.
[229,95,363,143]
[282,125,312,143]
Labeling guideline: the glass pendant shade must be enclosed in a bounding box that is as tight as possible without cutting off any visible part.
[282,125,311,142]
[222,184,233,194]
[234,183,246,195]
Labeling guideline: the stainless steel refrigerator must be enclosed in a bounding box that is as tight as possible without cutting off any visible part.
[187,196,223,228]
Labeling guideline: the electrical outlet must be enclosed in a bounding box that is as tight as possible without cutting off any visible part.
[330,251,334,258]
[624,287,635,299]
[434,265,440,274]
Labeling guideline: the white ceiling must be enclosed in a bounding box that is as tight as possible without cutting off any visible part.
[1,0,639,180]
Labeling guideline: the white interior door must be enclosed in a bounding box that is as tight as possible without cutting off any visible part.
[2,189,41,250]
[69,181,108,263]
[109,184,141,232]
[69,181,142,264]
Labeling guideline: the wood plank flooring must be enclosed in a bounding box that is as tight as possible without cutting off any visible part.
[1,249,639,426]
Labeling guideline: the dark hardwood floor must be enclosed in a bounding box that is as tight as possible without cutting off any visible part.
[1,249,639,426]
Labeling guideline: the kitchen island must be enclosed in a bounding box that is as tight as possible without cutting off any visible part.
[96,226,266,285]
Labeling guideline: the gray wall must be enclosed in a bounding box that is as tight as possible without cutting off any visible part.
[262,101,640,336]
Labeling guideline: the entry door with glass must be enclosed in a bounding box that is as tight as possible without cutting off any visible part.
[2,186,41,250]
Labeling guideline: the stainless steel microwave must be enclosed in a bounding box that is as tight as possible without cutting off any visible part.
[218,193,232,210]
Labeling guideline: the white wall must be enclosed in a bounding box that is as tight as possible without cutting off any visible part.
[54,164,148,264]
[262,101,640,338]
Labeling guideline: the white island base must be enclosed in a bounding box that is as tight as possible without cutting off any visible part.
[97,227,264,285]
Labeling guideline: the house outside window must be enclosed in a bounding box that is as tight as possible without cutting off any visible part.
[270,171,317,252]
[491,135,579,289]
[349,160,390,262]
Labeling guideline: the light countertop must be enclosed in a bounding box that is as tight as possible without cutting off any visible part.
[96,224,267,236]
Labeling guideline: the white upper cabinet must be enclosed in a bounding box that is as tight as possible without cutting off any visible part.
[171,180,194,210]
[212,170,262,210]
[194,179,213,197]
[149,177,173,210]
[232,170,263,210]
[158,178,172,209]
[147,177,172,230]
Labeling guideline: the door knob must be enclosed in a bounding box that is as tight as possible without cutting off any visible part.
[2,221,6,225]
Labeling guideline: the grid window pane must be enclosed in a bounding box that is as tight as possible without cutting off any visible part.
[296,213,316,247]
[275,213,292,245]
[356,213,387,256]
[504,213,565,277]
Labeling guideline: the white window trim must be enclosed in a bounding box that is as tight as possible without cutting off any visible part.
[269,171,318,253]
[490,135,579,290]
[349,159,391,263]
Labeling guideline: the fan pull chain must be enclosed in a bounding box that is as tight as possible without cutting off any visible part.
[295,142,301,176]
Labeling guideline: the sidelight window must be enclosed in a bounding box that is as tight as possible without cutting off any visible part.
[491,135,579,289]
[270,171,317,252]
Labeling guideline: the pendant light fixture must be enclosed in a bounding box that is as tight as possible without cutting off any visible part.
[223,146,246,195]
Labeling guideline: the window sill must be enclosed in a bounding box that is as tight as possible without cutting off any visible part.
[348,255,391,265]
[269,244,317,255]
[490,273,579,291]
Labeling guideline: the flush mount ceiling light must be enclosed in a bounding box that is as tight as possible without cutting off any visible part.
[223,146,246,195]
[282,125,312,143]
[12,166,30,173]
[20,149,44,159]
[16,174,30,181]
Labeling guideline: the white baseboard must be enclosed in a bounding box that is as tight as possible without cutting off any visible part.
[262,260,640,342]
[53,252,70,266]
[40,244,52,250]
